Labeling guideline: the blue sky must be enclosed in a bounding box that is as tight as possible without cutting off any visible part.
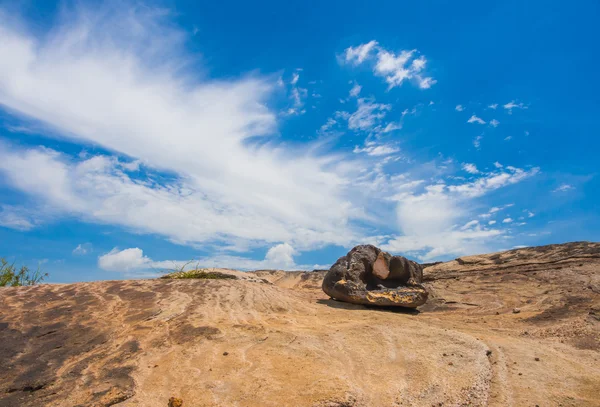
[0,0,598,282]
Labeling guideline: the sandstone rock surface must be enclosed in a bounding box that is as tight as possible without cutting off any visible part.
[322,244,428,307]
[0,242,598,406]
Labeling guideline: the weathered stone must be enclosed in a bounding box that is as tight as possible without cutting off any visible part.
[322,245,428,308]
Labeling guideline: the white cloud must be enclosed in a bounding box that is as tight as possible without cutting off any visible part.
[98,243,319,272]
[488,220,496,225]
[0,144,369,251]
[349,82,362,98]
[0,6,541,265]
[417,76,436,89]
[98,247,151,271]
[285,86,308,116]
[0,7,370,252]
[494,162,503,169]
[461,220,479,230]
[0,205,43,231]
[504,136,512,141]
[489,119,499,127]
[553,184,574,193]
[381,164,538,260]
[291,72,300,85]
[462,163,479,174]
[383,122,402,133]
[73,243,92,255]
[347,98,391,131]
[455,105,464,112]
[353,142,400,156]
[343,41,435,90]
[401,106,418,117]
[344,40,378,65]
[503,101,527,114]
[264,242,296,268]
[488,103,498,109]
[502,217,513,223]
[467,115,486,125]
[473,135,483,148]
[447,166,539,198]
[526,211,535,218]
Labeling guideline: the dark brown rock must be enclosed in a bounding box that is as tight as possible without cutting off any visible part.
[322,245,428,308]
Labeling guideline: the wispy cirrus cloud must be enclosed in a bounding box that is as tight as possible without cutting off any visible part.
[0,3,543,267]
[553,184,574,193]
[73,243,93,255]
[0,6,367,252]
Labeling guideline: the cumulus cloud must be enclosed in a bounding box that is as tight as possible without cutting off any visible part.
[489,119,499,127]
[98,243,319,272]
[98,248,151,271]
[488,103,498,109]
[264,242,296,268]
[343,41,435,90]
[473,135,483,149]
[502,217,513,223]
[455,105,464,112]
[467,115,486,125]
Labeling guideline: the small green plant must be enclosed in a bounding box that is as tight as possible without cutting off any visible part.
[0,258,48,287]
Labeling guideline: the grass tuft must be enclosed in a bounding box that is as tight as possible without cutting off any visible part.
[1,258,48,287]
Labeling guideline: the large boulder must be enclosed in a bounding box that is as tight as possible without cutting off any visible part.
[322,245,428,308]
